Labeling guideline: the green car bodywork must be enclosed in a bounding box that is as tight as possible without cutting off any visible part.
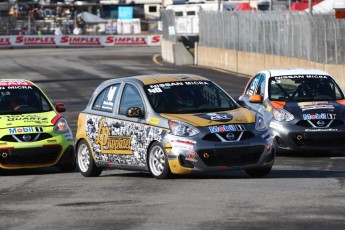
[0,79,76,171]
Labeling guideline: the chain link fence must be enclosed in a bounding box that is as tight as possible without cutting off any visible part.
[161,10,345,65]
[200,11,345,64]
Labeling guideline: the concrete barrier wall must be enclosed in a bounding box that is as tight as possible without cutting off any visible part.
[161,39,175,64]
[197,46,345,90]
[161,39,194,65]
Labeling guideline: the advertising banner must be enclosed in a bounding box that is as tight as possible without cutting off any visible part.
[0,35,162,48]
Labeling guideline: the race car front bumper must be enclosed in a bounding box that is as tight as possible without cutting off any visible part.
[270,120,345,152]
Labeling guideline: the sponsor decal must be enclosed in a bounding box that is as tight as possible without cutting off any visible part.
[298,101,335,111]
[0,37,11,46]
[266,105,272,112]
[105,36,147,45]
[104,35,161,46]
[0,80,32,87]
[303,113,336,120]
[261,131,271,140]
[197,113,233,122]
[209,124,245,133]
[305,128,338,132]
[63,133,73,140]
[150,35,161,44]
[147,87,163,93]
[47,140,57,143]
[185,150,197,162]
[4,115,49,123]
[171,138,196,151]
[0,143,8,146]
[274,75,328,80]
[147,81,209,93]
[101,102,113,111]
[269,121,283,130]
[15,36,56,45]
[214,142,250,147]
[95,119,131,154]
[0,85,33,91]
[101,86,117,111]
[86,115,166,167]
[8,127,42,134]
[149,117,160,125]
[60,36,101,45]
[168,154,177,159]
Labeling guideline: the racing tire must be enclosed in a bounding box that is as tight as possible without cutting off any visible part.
[77,140,102,177]
[148,142,172,179]
[245,166,272,178]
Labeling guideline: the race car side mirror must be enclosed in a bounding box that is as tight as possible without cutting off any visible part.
[249,94,263,103]
[126,107,144,118]
[55,103,67,112]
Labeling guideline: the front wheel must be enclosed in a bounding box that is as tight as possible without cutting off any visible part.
[148,142,171,179]
[245,166,272,178]
[77,140,102,177]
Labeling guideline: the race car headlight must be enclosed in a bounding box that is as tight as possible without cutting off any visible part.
[54,117,71,133]
[168,120,199,137]
[255,114,268,131]
[273,108,294,122]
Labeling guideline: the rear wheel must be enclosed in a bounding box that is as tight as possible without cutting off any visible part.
[148,142,171,179]
[245,166,272,178]
[77,140,102,177]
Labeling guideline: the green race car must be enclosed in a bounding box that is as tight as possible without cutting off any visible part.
[0,79,76,172]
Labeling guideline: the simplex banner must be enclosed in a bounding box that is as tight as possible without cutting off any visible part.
[0,35,162,48]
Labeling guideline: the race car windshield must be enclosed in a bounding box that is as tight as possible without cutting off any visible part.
[145,81,238,113]
[269,75,345,102]
[0,86,53,115]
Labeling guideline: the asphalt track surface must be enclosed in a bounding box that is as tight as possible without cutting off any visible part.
[0,47,345,230]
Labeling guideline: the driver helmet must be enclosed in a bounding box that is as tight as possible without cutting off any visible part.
[11,90,30,110]
[175,88,195,107]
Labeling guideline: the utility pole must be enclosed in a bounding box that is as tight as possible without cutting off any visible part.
[218,0,222,11]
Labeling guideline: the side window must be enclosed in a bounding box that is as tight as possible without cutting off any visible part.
[245,75,262,96]
[92,84,119,112]
[257,75,266,96]
[119,84,144,115]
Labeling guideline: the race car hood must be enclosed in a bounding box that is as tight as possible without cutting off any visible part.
[160,108,256,127]
[0,111,59,129]
[274,100,345,119]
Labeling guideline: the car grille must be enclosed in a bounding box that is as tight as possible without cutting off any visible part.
[0,133,53,142]
[197,145,265,167]
[292,132,345,147]
[296,119,344,128]
[202,131,255,142]
[0,145,62,166]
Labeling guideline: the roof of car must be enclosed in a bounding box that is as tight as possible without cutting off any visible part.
[132,74,209,85]
[262,69,331,78]
[0,79,34,86]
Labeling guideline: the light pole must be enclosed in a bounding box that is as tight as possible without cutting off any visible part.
[309,0,313,15]
[7,0,10,35]
[218,0,222,11]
